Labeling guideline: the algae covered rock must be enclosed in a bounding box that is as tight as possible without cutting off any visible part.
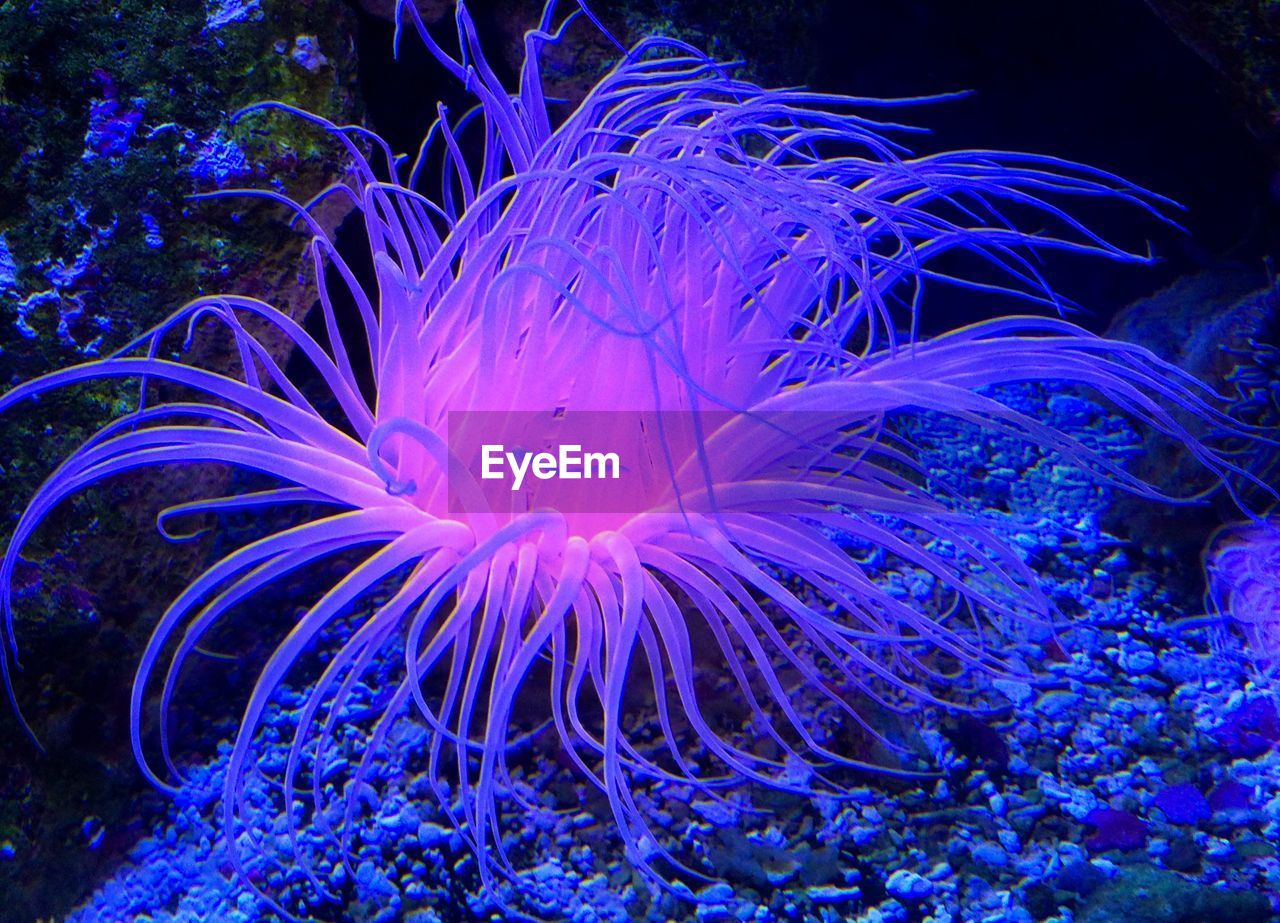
[1078,864,1271,923]
[0,2,361,920]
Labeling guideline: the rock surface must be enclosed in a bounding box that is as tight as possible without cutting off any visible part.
[0,1,360,919]
[1143,0,1280,159]
[1103,270,1280,549]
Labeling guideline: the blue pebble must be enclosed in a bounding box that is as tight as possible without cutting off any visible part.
[885,868,933,901]
[972,842,1009,867]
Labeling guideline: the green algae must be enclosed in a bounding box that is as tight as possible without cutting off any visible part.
[0,3,361,919]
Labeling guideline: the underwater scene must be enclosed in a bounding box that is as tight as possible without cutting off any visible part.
[2,1,1280,922]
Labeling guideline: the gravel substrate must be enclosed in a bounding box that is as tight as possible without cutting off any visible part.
[56,385,1280,922]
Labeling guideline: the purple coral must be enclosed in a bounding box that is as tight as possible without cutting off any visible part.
[1151,782,1211,825]
[0,0,1263,910]
[187,129,251,187]
[0,234,18,293]
[1083,807,1149,853]
[203,0,262,35]
[1207,780,1254,816]
[1208,697,1280,758]
[83,70,143,160]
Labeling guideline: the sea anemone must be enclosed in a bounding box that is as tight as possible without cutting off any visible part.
[0,0,1261,909]
[1204,516,1280,688]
